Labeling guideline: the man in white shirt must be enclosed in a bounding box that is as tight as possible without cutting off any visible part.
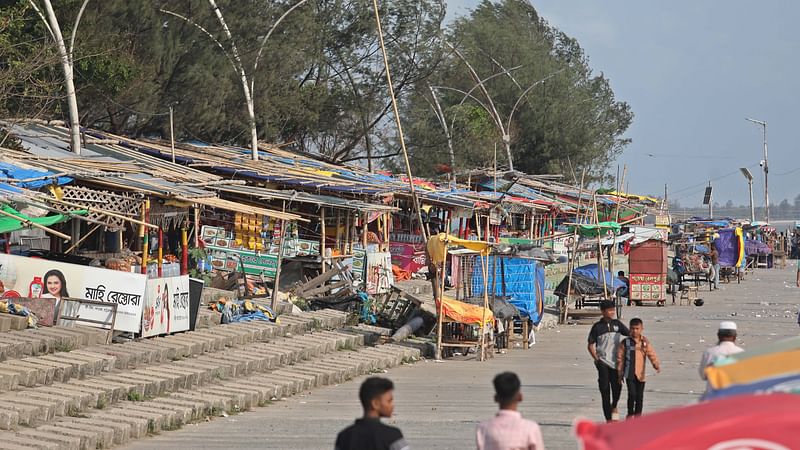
[699,321,744,381]
[476,372,544,450]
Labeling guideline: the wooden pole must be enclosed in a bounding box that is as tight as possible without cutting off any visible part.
[361,212,368,249]
[169,106,176,164]
[345,212,352,254]
[479,251,489,362]
[593,194,608,296]
[157,227,163,277]
[65,223,102,253]
[180,223,189,275]
[320,208,327,273]
[0,208,72,241]
[271,217,288,310]
[435,238,448,360]
[335,209,342,253]
[371,0,428,242]
[41,195,158,229]
[141,200,150,275]
[562,169,586,324]
[193,205,200,248]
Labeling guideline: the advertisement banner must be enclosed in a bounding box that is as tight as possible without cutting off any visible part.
[141,275,190,337]
[205,244,278,278]
[389,242,426,274]
[0,253,145,332]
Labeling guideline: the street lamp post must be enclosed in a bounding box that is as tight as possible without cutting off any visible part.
[745,118,769,222]
[740,167,755,223]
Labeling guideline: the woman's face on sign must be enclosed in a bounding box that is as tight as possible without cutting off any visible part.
[46,275,62,297]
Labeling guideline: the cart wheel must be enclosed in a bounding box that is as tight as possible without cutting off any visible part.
[657,300,665,307]
[635,301,642,306]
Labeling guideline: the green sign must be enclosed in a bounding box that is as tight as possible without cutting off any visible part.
[206,244,278,278]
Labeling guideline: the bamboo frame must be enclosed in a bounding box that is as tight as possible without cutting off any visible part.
[0,207,71,241]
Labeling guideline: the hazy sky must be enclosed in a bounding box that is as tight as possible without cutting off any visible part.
[446,1,799,208]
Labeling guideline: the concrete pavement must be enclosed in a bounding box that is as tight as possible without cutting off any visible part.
[122,264,800,450]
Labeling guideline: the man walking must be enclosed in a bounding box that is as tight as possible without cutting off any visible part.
[335,377,410,450]
[588,300,630,422]
[699,321,744,383]
[709,241,720,289]
[476,372,545,450]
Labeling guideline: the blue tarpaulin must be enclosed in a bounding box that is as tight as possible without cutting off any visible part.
[0,162,72,189]
[469,257,545,325]
[574,264,626,291]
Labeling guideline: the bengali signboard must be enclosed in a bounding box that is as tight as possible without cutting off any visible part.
[630,273,667,301]
[0,253,145,332]
[205,244,278,278]
[389,242,426,274]
[141,275,191,337]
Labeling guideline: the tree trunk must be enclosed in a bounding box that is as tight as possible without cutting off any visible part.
[42,0,81,155]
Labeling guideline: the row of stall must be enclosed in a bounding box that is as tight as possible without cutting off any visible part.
[0,120,660,359]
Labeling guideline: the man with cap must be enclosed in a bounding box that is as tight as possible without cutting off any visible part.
[588,300,630,422]
[699,321,744,381]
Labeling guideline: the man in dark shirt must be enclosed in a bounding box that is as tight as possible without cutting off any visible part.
[708,242,719,289]
[588,300,630,422]
[335,377,410,450]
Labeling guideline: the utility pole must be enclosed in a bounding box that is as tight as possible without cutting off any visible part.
[746,118,769,222]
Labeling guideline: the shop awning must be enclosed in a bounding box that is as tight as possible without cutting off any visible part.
[187,196,305,222]
[0,205,87,234]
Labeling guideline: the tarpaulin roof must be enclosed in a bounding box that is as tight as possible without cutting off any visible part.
[440,295,494,326]
[0,161,72,189]
[570,221,622,237]
[0,205,87,234]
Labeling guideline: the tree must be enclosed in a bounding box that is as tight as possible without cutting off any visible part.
[403,0,632,181]
[26,0,88,154]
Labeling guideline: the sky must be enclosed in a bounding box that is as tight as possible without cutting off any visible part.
[446,1,800,208]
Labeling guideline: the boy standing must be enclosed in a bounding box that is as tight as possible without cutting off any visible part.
[617,318,660,418]
[335,377,410,450]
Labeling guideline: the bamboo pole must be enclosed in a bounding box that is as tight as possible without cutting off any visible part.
[0,208,72,241]
[40,195,158,229]
[157,227,163,277]
[435,237,448,360]
[65,223,102,253]
[181,222,189,275]
[271,218,288,310]
[371,0,427,242]
[562,169,586,324]
[320,208,327,273]
[194,205,200,248]
[141,200,150,275]
[479,251,489,362]
[593,194,608,296]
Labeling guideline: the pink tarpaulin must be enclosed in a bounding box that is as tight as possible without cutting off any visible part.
[574,394,800,450]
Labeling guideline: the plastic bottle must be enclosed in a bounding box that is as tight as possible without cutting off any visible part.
[29,276,43,298]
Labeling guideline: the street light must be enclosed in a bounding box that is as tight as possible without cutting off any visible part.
[740,167,755,222]
[745,118,769,222]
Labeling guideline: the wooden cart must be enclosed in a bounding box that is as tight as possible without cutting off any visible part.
[629,239,668,306]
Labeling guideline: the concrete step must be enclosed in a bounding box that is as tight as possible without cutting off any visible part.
[0,325,109,363]
[0,311,350,431]
[0,339,419,449]
[0,313,28,332]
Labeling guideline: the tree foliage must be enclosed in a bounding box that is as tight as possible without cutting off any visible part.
[1,0,631,180]
[403,0,633,181]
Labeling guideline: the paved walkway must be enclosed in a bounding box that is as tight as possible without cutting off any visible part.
[124,264,800,450]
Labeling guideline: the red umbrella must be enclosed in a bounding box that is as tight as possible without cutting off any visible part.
[574,394,800,450]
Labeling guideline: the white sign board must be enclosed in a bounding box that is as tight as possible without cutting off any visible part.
[141,275,190,337]
[0,253,146,332]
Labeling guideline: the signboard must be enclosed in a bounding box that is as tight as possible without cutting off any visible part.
[205,244,278,278]
[0,253,145,332]
[366,252,393,294]
[630,273,666,301]
[141,276,190,337]
[389,242,426,274]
